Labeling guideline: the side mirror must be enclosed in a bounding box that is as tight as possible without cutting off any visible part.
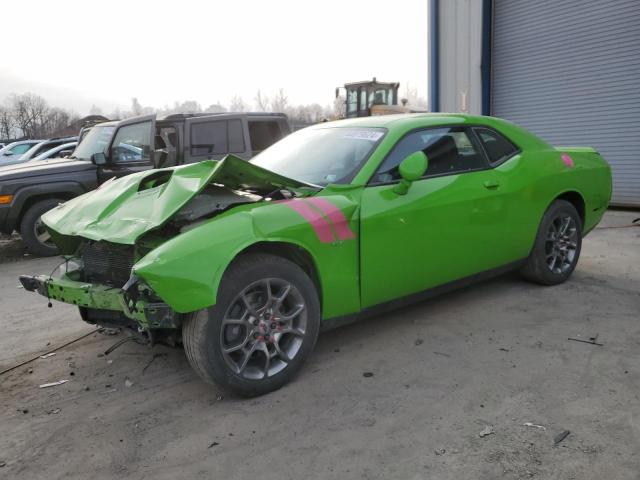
[393,151,428,195]
[59,150,73,158]
[91,152,107,165]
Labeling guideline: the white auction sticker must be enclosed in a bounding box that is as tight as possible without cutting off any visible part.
[340,129,385,142]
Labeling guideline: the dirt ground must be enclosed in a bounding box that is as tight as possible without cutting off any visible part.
[1,210,639,480]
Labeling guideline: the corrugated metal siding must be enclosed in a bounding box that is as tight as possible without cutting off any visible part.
[491,0,640,206]
[438,0,484,114]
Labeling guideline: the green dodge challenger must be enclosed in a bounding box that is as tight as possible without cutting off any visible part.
[20,114,612,396]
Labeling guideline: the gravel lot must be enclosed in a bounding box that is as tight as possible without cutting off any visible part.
[1,210,639,479]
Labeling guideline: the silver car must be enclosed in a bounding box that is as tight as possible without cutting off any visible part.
[11,136,78,166]
[0,140,43,164]
[30,142,77,162]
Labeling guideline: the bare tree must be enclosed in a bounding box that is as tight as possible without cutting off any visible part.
[403,83,428,111]
[44,108,71,137]
[254,90,270,112]
[229,95,247,112]
[270,89,288,112]
[131,97,143,116]
[333,95,346,119]
[89,104,103,115]
[0,106,15,140]
[8,93,50,138]
[204,103,227,113]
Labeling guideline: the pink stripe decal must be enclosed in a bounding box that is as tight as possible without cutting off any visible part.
[282,200,335,243]
[305,197,355,241]
[561,153,574,168]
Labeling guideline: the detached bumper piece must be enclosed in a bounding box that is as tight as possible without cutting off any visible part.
[19,274,180,329]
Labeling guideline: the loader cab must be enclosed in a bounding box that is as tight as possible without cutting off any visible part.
[340,78,400,118]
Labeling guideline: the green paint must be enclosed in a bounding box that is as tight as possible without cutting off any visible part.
[29,114,611,329]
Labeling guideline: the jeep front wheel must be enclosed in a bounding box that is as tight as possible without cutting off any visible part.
[182,253,320,397]
[20,198,62,257]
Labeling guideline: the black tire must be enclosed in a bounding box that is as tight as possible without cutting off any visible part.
[19,198,62,257]
[182,253,321,397]
[521,199,582,285]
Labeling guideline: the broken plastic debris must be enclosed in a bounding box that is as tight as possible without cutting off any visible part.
[39,353,56,359]
[523,422,546,430]
[478,425,495,438]
[39,379,68,388]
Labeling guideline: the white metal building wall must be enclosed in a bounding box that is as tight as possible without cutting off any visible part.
[437,0,484,115]
[491,0,640,206]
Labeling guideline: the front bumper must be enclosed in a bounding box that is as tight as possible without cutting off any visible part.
[19,273,180,329]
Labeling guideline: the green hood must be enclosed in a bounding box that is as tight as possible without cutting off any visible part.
[43,155,316,245]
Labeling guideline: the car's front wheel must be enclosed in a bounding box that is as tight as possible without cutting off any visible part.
[182,253,320,396]
[521,199,582,285]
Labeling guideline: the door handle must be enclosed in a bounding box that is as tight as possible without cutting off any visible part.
[483,179,500,189]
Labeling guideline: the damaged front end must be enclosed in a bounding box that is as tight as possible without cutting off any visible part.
[19,242,182,344]
[20,155,318,341]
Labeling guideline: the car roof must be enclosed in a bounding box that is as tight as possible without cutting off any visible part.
[158,112,288,121]
[307,113,550,149]
[313,113,498,129]
[39,136,78,145]
[34,142,77,160]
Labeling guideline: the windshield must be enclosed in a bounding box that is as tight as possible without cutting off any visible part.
[72,125,116,161]
[251,127,385,186]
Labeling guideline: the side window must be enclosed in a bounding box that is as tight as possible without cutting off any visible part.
[11,143,33,155]
[359,89,367,111]
[474,128,518,165]
[248,120,282,153]
[111,121,152,163]
[373,127,486,183]
[191,121,227,156]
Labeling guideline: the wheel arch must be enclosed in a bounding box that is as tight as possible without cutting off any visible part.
[8,182,85,233]
[224,240,323,310]
[15,193,73,230]
[552,190,586,226]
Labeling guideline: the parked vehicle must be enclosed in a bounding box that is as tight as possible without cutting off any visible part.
[19,113,612,396]
[3,136,79,167]
[0,113,290,256]
[31,142,77,161]
[0,140,43,164]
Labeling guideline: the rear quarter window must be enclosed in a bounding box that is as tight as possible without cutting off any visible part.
[474,128,519,165]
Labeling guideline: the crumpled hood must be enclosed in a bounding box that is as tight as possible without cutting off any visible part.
[43,155,316,245]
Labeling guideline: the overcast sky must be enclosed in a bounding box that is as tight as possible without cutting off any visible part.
[0,0,428,115]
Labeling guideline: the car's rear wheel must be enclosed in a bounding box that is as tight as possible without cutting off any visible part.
[521,199,582,285]
[20,198,61,257]
[182,253,320,397]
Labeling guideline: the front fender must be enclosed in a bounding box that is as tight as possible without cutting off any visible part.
[133,211,258,313]
[133,194,362,319]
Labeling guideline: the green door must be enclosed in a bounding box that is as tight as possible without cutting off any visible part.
[360,126,524,308]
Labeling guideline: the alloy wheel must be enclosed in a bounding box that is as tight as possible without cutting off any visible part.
[220,278,307,380]
[545,215,578,274]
